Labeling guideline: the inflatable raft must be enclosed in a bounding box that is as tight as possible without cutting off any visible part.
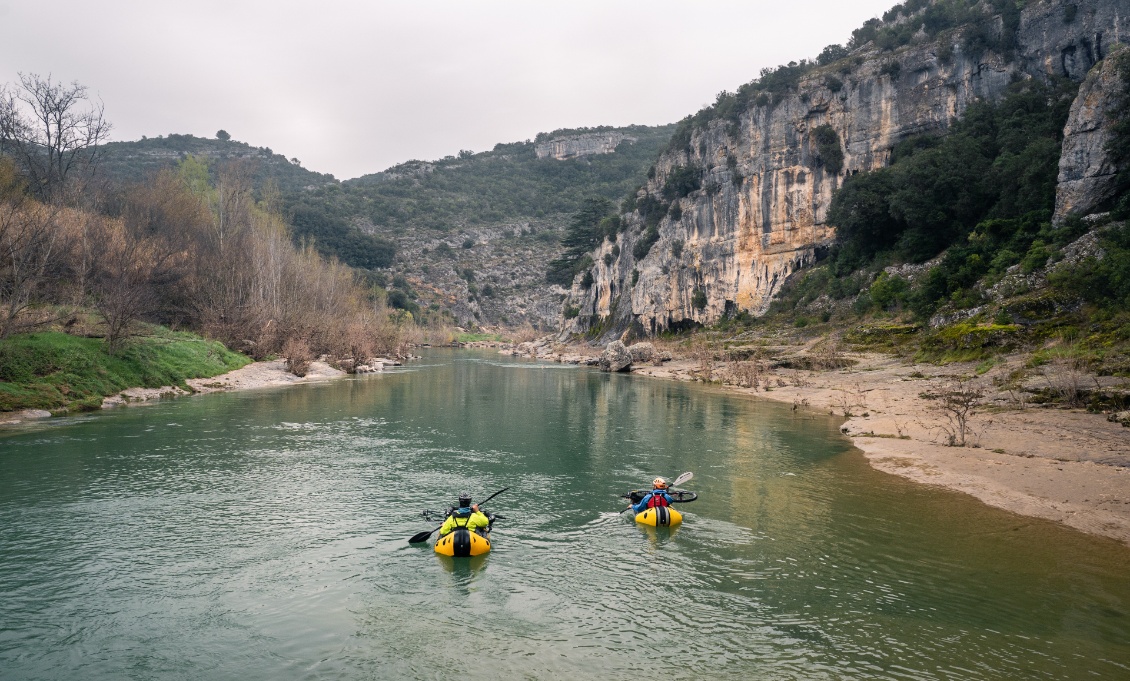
[635,505,682,527]
[626,489,698,527]
[434,527,492,557]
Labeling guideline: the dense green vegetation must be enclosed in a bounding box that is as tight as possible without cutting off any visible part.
[288,203,397,269]
[0,329,249,413]
[861,0,1021,57]
[546,198,618,287]
[817,79,1078,317]
[812,125,844,174]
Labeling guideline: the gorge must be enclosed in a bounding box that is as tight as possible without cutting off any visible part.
[562,0,1129,338]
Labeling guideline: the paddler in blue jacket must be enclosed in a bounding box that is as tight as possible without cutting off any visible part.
[440,491,492,537]
[630,477,674,513]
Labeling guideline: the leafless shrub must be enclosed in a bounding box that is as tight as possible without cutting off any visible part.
[690,338,715,382]
[723,347,764,389]
[790,369,810,388]
[991,365,1030,410]
[1041,357,1089,408]
[509,323,540,344]
[921,376,985,447]
[726,360,763,389]
[0,173,64,338]
[833,381,867,417]
[878,390,908,438]
[809,335,847,371]
[282,336,312,377]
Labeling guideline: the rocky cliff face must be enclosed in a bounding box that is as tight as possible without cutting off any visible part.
[564,0,1129,339]
[535,132,636,160]
[1055,43,1129,223]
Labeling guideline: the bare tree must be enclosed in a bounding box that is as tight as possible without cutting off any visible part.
[0,159,62,337]
[88,213,185,354]
[0,74,111,200]
[922,376,985,447]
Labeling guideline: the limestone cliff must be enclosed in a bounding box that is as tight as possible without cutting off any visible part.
[535,132,637,160]
[563,0,1128,338]
[1055,43,1129,223]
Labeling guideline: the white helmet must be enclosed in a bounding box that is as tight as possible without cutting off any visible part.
[652,477,668,489]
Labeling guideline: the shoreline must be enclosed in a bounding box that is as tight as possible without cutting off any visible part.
[0,359,350,427]
[628,353,1130,547]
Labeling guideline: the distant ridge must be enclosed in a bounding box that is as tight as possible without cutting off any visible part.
[98,133,336,193]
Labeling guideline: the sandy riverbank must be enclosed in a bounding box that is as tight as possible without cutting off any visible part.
[94,359,349,408]
[0,360,349,427]
[630,352,1130,547]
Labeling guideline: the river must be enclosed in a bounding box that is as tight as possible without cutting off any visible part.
[2,349,1128,680]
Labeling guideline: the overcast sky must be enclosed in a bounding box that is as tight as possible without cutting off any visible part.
[1,0,896,180]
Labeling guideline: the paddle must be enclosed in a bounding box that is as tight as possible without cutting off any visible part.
[408,487,509,544]
[620,472,693,513]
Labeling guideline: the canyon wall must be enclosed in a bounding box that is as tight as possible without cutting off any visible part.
[1054,42,1128,223]
[563,0,1128,338]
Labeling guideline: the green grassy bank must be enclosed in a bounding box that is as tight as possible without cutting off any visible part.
[0,329,251,414]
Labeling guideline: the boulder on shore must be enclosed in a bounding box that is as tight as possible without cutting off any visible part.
[627,342,655,363]
[599,341,633,372]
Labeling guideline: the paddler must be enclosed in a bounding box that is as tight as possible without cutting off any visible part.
[439,491,492,538]
[629,477,675,514]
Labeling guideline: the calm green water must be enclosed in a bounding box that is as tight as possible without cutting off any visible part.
[2,349,1129,680]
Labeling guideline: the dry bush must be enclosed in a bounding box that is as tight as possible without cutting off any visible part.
[832,381,867,417]
[417,324,458,346]
[724,346,773,389]
[689,338,715,382]
[1041,357,1090,408]
[726,361,763,389]
[339,318,377,373]
[921,376,985,447]
[809,335,848,371]
[991,365,1030,410]
[0,188,65,337]
[282,336,312,377]
[723,348,765,389]
[509,322,541,343]
[649,336,682,359]
[394,322,423,356]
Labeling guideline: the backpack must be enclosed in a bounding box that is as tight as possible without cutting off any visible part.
[646,491,670,508]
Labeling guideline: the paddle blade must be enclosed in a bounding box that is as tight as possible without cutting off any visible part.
[408,528,437,544]
[672,471,693,487]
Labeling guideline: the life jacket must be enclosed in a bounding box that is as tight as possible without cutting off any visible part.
[646,490,670,508]
[447,508,488,536]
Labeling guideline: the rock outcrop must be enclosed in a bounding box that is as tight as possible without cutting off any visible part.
[1055,43,1129,223]
[535,132,636,160]
[563,0,1129,339]
[598,341,633,372]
